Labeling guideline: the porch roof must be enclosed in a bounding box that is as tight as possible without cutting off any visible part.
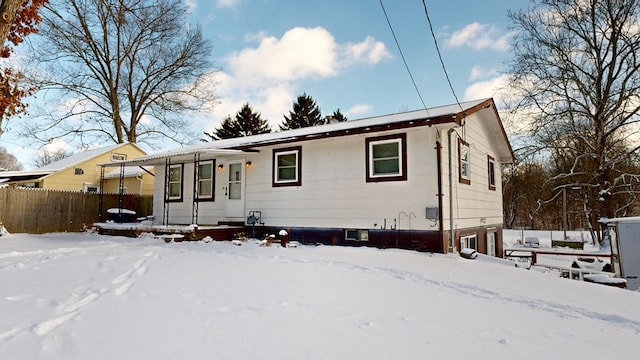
[99,149,246,167]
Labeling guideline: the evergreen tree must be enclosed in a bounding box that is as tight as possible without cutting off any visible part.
[280,93,322,130]
[325,108,347,124]
[205,103,271,140]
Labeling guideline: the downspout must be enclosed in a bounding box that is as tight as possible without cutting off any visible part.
[435,140,444,252]
[447,128,456,254]
[136,175,143,195]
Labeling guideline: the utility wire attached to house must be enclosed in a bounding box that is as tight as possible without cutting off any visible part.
[421,0,464,112]
[379,0,429,114]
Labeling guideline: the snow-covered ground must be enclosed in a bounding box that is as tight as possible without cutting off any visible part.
[1,231,639,359]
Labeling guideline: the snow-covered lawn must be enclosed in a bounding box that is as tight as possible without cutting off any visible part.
[1,232,638,359]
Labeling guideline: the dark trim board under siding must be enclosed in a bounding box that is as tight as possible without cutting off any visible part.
[258,226,444,253]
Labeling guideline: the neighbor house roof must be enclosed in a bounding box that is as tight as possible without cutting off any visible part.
[102,98,514,167]
[0,143,148,182]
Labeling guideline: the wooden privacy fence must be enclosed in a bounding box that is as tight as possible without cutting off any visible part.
[0,187,153,234]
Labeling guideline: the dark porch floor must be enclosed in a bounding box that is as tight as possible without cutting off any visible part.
[93,222,249,241]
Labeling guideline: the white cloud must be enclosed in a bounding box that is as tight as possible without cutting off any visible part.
[463,74,510,102]
[446,22,513,51]
[340,36,393,66]
[226,27,339,86]
[185,0,197,12]
[204,27,391,130]
[39,139,73,155]
[468,65,499,81]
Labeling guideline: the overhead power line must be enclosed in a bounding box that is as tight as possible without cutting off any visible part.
[379,0,429,113]
[421,0,464,112]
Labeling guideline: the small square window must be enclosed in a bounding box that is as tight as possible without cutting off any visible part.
[111,153,127,161]
[273,146,302,187]
[366,133,407,182]
[74,168,84,175]
[458,139,470,185]
[487,155,496,191]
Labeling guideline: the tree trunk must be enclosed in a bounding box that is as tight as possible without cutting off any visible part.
[0,0,22,48]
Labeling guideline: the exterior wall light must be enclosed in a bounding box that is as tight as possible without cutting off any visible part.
[245,161,252,168]
[217,164,224,170]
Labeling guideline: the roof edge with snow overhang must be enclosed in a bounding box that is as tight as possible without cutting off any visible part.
[101,98,514,167]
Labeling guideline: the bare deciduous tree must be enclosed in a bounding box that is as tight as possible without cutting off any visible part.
[0,146,22,170]
[507,0,640,238]
[31,147,72,167]
[23,0,216,147]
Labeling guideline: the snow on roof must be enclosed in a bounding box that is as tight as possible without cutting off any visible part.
[110,98,511,167]
[103,166,153,179]
[0,169,54,179]
[38,143,137,171]
[0,143,148,181]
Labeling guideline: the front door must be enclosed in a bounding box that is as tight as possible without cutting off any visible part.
[225,160,245,218]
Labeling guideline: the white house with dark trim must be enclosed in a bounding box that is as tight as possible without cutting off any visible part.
[106,98,514,254]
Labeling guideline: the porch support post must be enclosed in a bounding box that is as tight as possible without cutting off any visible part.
[192,153,200,225]
[118,162,125,218]
[98,165,105,222]
[163,158,170,226]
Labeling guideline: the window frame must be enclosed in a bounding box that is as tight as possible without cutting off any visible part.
[167,163,184,202]
[196,160,215,201]
[458,139,471,185]
[487,155,496,191]
[272,146,302,187]
[460,234,477,250]
[365,133,407,183]
[111,153,127,161]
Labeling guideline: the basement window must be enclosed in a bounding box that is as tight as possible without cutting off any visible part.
[460,235,477,250]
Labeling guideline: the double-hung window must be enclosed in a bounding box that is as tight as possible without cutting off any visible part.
[167,164,183,201]
[366,133,407,182]
[459,139,471,185]
[197,161,214,200]
[273,146,302,187]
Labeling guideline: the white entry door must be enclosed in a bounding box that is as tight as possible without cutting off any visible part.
[225,161,245,218]
[487,231,496,257]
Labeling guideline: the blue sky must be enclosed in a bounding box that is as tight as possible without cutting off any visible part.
[3,0,531,168]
